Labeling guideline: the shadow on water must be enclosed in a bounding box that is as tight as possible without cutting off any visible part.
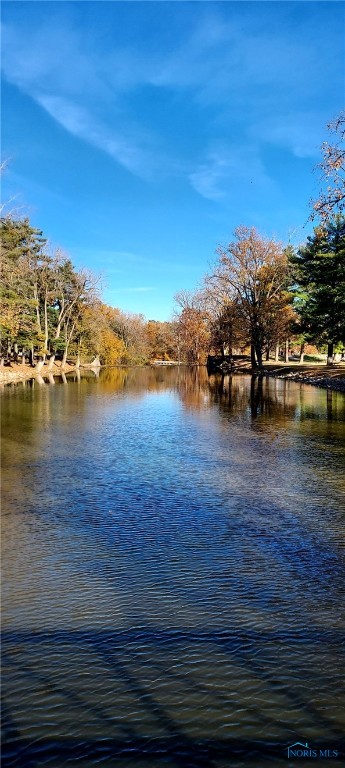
[2,628,345,767]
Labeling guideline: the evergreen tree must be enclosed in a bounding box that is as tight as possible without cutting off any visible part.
[291,216,345,363]
[0,217,47,360]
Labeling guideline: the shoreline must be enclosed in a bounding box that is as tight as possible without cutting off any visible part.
[0,361,100,385]
[229,361,345,393]
[1,361,345,393]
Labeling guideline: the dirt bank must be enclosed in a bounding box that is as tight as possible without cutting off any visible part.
[0,361,77,385]
[232,360,345,392]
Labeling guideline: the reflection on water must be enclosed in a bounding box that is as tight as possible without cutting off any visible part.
[1,368,345,767]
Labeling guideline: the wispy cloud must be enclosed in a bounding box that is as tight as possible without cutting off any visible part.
[249,112,329,159]
[150,10,328,109]
[1,5,342,191]
[1,19,161,179]
[36,95,155,178]
[190,146,275,202]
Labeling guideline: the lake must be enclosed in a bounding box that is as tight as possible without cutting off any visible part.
[1,367,345,767]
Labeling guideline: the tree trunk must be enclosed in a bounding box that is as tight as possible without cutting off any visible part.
[275,343,279,362]
[299,342,305,363]
[255,345,263,369]
[34,283,41,333]
[266,345,270,361]
[44,297,49,353]
[29,346,34,366]
[284,338,289,363]
[250,344,256,368]
[61,321,75,369]
[76,353,81,369]
[14,343,18,363]
[327,341,334,366]
[47,354,56,372]
[35,359,45,373]
[55,320,62,340]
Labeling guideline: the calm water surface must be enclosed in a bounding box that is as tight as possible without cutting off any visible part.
[1,368,345,767]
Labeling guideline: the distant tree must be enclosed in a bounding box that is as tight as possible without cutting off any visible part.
[146,320,178,361]
[312,112,345,222]
[200,276,249,358]
[209,302,248,358]
[290,216,345,363]
[261,296,296,362]
[174,290,210,364]
[212,227,291,368]
[98,326,126,366]
[102,306,148,364]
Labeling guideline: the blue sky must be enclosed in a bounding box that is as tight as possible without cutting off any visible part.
[1,1,344,320]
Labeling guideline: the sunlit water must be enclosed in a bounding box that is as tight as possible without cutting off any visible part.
[1,368,345,767]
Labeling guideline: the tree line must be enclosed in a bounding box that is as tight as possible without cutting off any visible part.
[1,112,344,370]
[173,112,345,368]
[0,216,181,368]
[174,216,345,367]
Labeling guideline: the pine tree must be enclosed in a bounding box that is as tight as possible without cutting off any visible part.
[291,216,345,363]
[0,217,47,361]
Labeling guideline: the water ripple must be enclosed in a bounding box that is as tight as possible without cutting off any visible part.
[1,370,345,766]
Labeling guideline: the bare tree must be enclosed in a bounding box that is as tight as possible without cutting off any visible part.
[0,159,25,219]
[312,112,345,221]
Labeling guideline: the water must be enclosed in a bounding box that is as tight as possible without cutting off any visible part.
[1,368,345,767]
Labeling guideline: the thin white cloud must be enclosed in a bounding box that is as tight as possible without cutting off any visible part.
[149,10,329,110]
[1,20,160,179]
[36,95,154,178]
[248,112,329,159]
[190,146,275,202]
[1,7,342,188]
[189,156,227,202]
